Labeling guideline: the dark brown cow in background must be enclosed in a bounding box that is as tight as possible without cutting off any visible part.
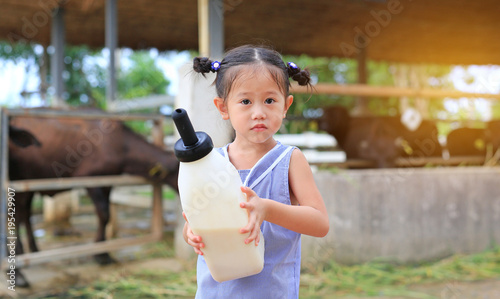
[446,127,487,157]
[318,106,442,168]
[400,120,442,159]
[444,120,500,163]
[486,120,500,155]
[318,106,404,168]
[7,110,179,287]
[445,121,500,165]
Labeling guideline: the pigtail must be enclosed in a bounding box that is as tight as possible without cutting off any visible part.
[287,62,311,86]
[193,57,213,74]
[193,57,222,78]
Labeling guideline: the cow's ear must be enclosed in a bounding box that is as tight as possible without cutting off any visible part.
[9,126,42,148]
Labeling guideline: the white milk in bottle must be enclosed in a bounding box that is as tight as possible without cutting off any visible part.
[172,108,265,282]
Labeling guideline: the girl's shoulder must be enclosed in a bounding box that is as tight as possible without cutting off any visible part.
[288,147,313,178]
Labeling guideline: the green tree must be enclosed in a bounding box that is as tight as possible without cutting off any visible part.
[63,45,103,107]
[87,49,170,107]
[118,51,169,99]
[0,42,170,110]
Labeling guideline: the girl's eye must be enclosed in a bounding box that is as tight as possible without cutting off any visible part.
[241,99,251,105]
[265,98,275,104]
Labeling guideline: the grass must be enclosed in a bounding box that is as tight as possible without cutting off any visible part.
[135,188,178,200]
[299,246,500,298]
[64,270,198,299]
[40,242,500,299]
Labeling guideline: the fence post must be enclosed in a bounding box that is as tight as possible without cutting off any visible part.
[151,118,164,239]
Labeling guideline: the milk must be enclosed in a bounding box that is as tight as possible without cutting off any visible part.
[173,108,265,282]
[195,228,265,282]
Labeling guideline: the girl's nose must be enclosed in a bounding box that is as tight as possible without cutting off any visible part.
[252,107,266,119]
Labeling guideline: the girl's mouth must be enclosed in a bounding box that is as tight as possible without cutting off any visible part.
[251,124,267,131]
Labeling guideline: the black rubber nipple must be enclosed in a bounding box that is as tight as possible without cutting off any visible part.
[172,108,213,162]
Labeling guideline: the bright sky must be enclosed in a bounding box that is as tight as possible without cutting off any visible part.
[445,65,500,120]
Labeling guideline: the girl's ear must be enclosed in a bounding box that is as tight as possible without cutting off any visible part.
[284,95,294,118]
[214,97,229,120]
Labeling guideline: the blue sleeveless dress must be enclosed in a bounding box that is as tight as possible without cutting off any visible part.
[195,142,301,299]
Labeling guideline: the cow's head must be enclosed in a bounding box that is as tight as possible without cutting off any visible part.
[9,125,42,148]
[317,106,351,146]
[356,118,405,168]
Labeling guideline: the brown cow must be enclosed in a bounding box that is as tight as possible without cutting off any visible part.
[318,106,442,168]
[400,120,442,159]
[446,127,487,157]
[318,106,404,168]
[486,120,500,154]
[7,110,179,287]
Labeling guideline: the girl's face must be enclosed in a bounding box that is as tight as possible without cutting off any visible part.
[214,66,293,146]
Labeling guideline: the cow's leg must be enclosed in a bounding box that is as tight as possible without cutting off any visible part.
[23,192,39,252]
[86,187,116,265]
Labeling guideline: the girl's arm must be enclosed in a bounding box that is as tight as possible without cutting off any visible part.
[240,149,330,244]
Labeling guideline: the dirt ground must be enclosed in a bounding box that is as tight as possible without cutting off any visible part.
[0,256,185,298]
[1,199,182,298]
[1,256,499,299]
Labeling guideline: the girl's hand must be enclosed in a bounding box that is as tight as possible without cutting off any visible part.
[239,186,267,246]
[182,212,205,255]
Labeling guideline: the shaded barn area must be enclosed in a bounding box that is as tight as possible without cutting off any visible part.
[1,0,499,65]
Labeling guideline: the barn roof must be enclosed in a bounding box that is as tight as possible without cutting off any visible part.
[1,0,499,65]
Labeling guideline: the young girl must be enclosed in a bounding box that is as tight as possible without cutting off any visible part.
[184,45,329,298]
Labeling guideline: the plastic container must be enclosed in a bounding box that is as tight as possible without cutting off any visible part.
[172,108,265,282]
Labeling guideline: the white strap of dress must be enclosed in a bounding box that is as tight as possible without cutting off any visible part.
[222,145,230,162]
[244,146,294,189]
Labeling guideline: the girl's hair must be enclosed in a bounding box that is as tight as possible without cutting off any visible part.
[193,45,312,99]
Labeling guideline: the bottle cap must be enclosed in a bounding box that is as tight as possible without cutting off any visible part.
[172,108,213,162]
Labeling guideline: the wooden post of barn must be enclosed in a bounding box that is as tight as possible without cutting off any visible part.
[106,0,118,104]
[151,119,165,239]
[50,7,65,107]
[198,0,224,59]
[352,48,371,116]
[0,108,8,264]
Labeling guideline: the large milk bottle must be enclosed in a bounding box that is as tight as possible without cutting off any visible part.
[172,108,265,282]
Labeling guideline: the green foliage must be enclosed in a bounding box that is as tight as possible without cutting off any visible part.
[0,40,37,62]
[118,51,169,99]
[492,103,500,119]
[63,45,104,107]
[0,42,170,112]
[281,55,358,133]
[83,49,170,110]
[280,55,455,134]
